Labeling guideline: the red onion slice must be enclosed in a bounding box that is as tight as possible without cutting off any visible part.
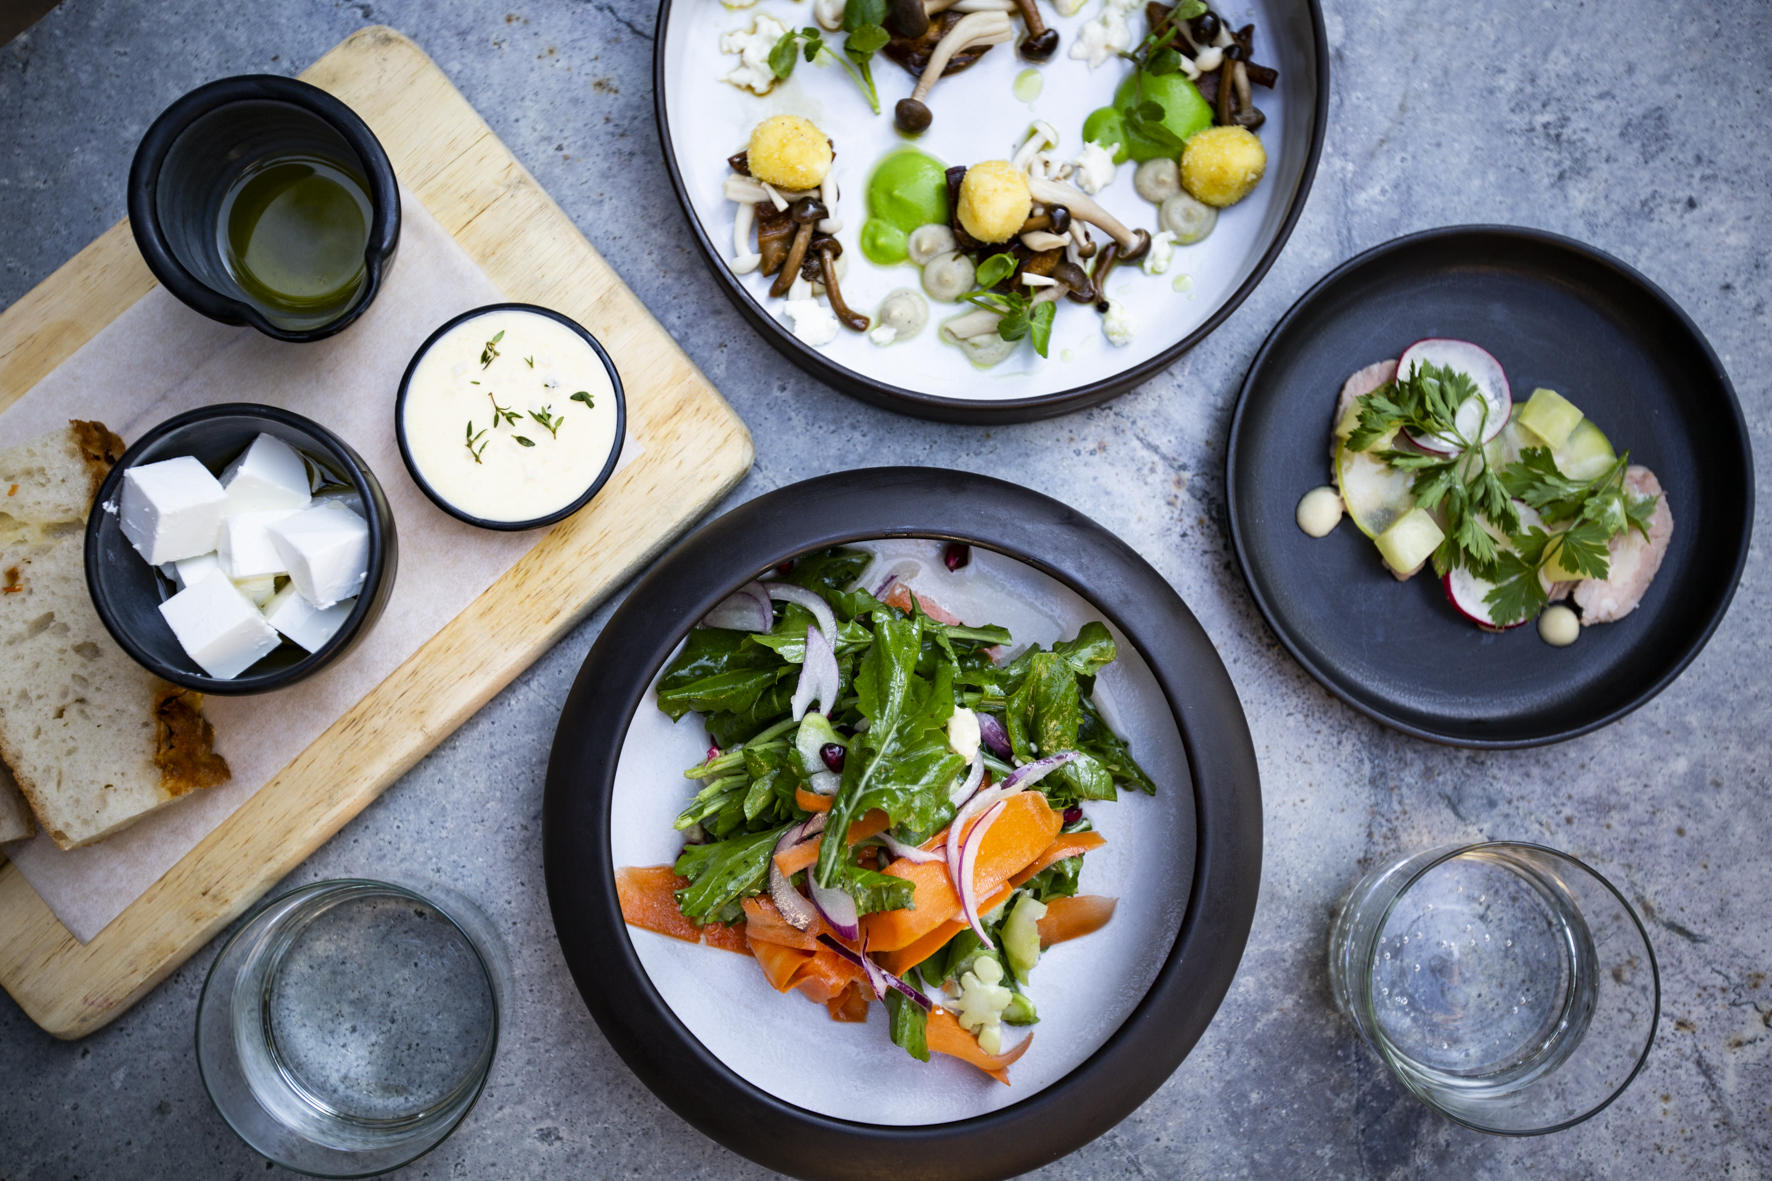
[948,756,985,806]
[816,936,933,1009]
[977,713,1012,760]
[809,879,860,941]
[790,624,840,720]
[880,832,944,864]
[1002,750,1079,792]
[873,572,899,599]
[945,783,1016,893]
[956,799,1008,946]
[769,826,820,932]
[764,582,837,644]
[703,580,773,632]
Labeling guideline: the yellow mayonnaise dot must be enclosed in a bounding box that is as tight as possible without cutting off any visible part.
[956,160,1032,244]
[1180,125,1267,208]
[746,115,833,191]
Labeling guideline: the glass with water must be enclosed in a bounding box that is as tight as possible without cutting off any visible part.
[1329,842,1658,1134]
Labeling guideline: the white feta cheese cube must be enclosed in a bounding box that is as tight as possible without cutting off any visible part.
[221,433,313,514]
[119,456,228,565]
[158,572,281,678]
[232,574,279,607]
[217,510,295,579]
[263,584,356,653]
[267,502,370,608]
[168,551,223,590]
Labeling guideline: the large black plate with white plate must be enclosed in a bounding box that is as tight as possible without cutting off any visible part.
[542,468,1260,1178]
[653,0,1327,423]
[1227,225,1753,747]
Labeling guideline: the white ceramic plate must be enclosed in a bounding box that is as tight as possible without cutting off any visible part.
[609,539,1196,1124]
[655,0,1327,420]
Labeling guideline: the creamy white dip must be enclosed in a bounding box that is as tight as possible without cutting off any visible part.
[402,307,619,525]
[1295,486,1344,537]
[1538,604,1580,647]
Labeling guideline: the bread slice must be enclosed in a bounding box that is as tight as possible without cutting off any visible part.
[0,760,33,843]
[0,421,230,849]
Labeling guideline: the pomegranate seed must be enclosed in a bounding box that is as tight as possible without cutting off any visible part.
[944,542,971,571]
[820,743,846,772]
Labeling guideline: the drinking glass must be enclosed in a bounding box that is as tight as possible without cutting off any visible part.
[1328,842,1658,1134]
[196,879,507,1176]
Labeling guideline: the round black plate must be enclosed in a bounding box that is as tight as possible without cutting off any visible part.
[651,0,1328,424]
[542,468,1261,1179]
[1226,226,1753,747]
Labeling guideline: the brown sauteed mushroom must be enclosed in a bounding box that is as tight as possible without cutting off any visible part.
[1010,0,1059,60]
[812,239,869,332]
[888,10,1015,134]
[770,196,829,298]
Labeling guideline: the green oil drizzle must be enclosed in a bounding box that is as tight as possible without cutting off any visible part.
[220,155,372,322]
[1013,69,1043,104]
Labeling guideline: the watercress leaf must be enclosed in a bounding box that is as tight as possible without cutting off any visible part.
[1147,47,1184,76]
[842,0,887,33]
[846,22,890,55]
[997,305,1031,341]
[976,252,1018,288]
[768,31,801,78]
[1028,300,1056,358]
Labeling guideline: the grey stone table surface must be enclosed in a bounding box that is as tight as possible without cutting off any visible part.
[1,0,1767,1177]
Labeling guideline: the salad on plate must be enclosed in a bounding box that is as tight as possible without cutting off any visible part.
[617,545,1155,1083]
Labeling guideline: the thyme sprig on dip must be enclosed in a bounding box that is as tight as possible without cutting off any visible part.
[464,420,489,464]
[479,329,505,369]
[529,405,564,439]
[486,391,521,428]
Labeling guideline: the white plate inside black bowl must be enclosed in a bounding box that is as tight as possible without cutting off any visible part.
[543,468,1261,1179]
[655,0,1327,422]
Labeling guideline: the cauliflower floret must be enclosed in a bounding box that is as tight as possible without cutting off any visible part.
[957,160,1031,244]
[1103,299,1136,346]
[947,706,981,763]
[1068,0,1139,67]
[954,954,1014,1051]
[1071,141,1118,195]
[748,114,834,191]
[1141,229,1178,276]
[720,15,790,96]
[783,298,839,347]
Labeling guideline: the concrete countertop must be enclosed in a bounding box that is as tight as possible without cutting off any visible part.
[1,1,1766,1176]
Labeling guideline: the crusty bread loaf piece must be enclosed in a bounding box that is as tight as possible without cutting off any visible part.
[0,421,230,849]
[0,760,33,843]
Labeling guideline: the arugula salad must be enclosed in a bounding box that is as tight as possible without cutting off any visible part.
[616,545,1154,1083]
[1310,337,1674,644]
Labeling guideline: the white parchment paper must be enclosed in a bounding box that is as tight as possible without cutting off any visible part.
[1,194,635,942]
[610,541,1196,1123]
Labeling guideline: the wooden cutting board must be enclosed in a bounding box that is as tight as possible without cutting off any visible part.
[0,26,752,1038]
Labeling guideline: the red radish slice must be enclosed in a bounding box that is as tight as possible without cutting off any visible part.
[769,827,821,931]
[957,799,1009,946]
[1441,502,1546,630]
[810,879,860,941]
[703,581,773,631]
[1397,339,1512,454]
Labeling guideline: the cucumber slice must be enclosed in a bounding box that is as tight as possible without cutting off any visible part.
[1335,434,1417,540]
[1485,417,1528,471]
[795,714,843,775]
[1375,507,1445,579]
[1517,388,1584,449]
[1003,992,1039,1026]
[1553,419,1616,482]
[1001,893,1047,983]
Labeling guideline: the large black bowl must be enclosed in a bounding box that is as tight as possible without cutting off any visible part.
[542,468,1261,1178]
[1226,225,1753,747]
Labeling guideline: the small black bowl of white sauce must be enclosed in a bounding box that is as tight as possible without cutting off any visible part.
[394,303,625,531]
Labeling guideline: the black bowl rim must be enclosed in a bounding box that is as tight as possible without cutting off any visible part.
[83,402,395,696]
[126,73,402,344]
[649,0,1330,425]
[392,302,628,532]
[541,467,1263,1180]
[1223,222,1756,748]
